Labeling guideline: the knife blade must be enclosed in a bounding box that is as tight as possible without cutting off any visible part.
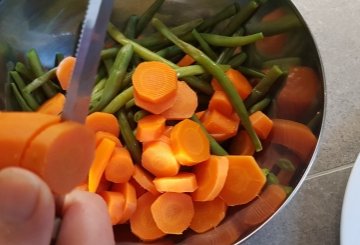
[61,0,113,123]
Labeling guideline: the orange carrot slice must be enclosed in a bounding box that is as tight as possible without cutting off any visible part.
[56,56,76,90]
[229,130,255,156]
[151,192,194,234]
[270,119,317,162]
[105,147,135,183]
[208,90,233,117]
[132,61,177,104]
[95,131,122,147]
[37,93,65,115]
[88,138,116,193]
[219,156,266,206]
[153,172,198,193]
[132,165,159,195]
[177,54,195,67]
[130,192,166,241]
[170,119,210,166]
[133,89,177,115]
[0,112,60,169]
[190,197,227,233]
[21,121,95,195]
[85,112,120,137]
[192,156,229,202]
[135,114,166,142]
[141,141,180,177]
[249,111,273,140]
[111,182,137,224]
[161,81,198,120]
[99,191,125,225]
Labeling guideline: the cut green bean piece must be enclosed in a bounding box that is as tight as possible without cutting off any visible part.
[222,0,259,36]
[200,32,263,48]
[118,110,142,163]
[192,29,217,61]
[276,158,296,172]
[103,58,114,75]
[249,96,271,114]
[23,68,57,94]
[91,78,106,98]
[103,86,134,114]
[197,3,238,32]
[262,168,270,177]
[101,47,119,60]
[134,110,150,122]
[136,0,165,36]
[267,172,279,185]
[15,62,34,81]
[10,83,32,111]
[191,115,228,156]
[124,15,139,39]
[217,28,245,64]
[125,98,136,110]
[152,17,262,151]
[246,14,302,36]
[10,71,39,110]
[156,45,183,58]
[262,57,302,72]
[245,65,283,108]
[228,52,247,68]
[238,66,265,78]
[176,64,230,78]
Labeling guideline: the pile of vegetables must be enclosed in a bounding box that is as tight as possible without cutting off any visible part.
[6,0,322,243]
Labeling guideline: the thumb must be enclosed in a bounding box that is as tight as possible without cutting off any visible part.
[0,167,55,245]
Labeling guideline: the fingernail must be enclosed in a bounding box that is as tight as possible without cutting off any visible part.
[0,168,40,223]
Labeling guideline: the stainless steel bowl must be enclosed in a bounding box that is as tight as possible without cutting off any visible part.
[0,0,325,244]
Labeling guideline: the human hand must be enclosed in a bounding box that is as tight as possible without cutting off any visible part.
[0,167,115,245]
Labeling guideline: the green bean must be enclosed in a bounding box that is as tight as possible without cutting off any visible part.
[92,44,134,112]
[10,83,32,111]
[107,23,213,95]
[246,14,302,36]
[283,186,294,197]
[125,98,136,110]
[228,52,247,68]
[151,18,262,151]
[101,47,119,60]
[197,3,238,32]
[9,71,40,110]
[55,53,64,66]
[249,96,271,114]
[118,110,142,164]
[262,57,302,72]
[276,158,296,172]
[191,115,228,156]
[216,28,245,64]
[267,172,279,185]
[134,110,150,122]
[156,45,183,58]
[136,18,203,48]
[124,15,139,39]
[91,78,106,97]
[238,66,265,78]
[15,62,34,81]
[103,58,114,75]
[245,65,283,108]
[222,0,260,36]
[191,29,217,61]
[26,48,57,97]
[103,86,134,114]
[136,0,165,37]
[95,65,107,84]
[200,32,263,48]
[262,168,270,177]
[126,110,137,130]
[89,88,103,110]
[23,68,57,94]
[122,70,134,89]
[176,64,230,78]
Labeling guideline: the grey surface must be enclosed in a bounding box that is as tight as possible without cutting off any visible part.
[244,0,360,244]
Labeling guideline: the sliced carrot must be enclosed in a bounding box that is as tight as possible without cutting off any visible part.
[133,89,177,115]
[88,138,116,193]
[130,192,166,241]
[275,66,320,121]
[208,90,233,117]
[141,141,180,177]
[0,112,60,169]
[192,156,229,202]
[195,110,206,120]
[177,54,195,67]
[37,93,65,115]
[211,68,252,100]
[201,110,240,141]
[104,147,135,183]
[162,126,173,137]
[135,114,166,142]
[219,156,266,206]
[190,197,227,233]
[56,56,76,90]
[111,182,137,224]
[151,192,194,234]
[249,111,273,140]
[132,165,159,195]
[85,112,120,137]
[153,172,198,193]
[95,131,122,147]
[170,119,210,166]
[132,61,177,104]
[229,130,255,156]
[161,81,198,120]
[270,119,317,162]
[21,121,95,195]
[99,191,125,225]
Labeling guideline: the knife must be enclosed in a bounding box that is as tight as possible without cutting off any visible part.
[61,0,114,123]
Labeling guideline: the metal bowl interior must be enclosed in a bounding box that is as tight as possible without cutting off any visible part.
[0,0,325,244]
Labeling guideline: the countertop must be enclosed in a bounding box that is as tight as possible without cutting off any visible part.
[244,0,360,244]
